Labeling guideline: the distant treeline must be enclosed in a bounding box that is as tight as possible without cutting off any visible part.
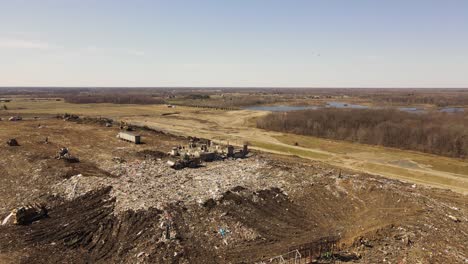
[173,94,285,108]
[359,92,468,107]
[257,108,468,158]
[64,94,165,104]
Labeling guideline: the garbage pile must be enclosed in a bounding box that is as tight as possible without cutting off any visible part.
[56,147,80,163]
[52,157,280,213]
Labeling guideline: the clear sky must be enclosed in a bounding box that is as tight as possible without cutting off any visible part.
[0,0,467,87]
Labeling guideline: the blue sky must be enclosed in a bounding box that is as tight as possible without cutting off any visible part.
[0,0,467,87]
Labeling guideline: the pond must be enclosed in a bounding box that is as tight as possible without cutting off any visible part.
[398,107,426,113]
[243,101,369,112]
[325,101,369,109]
[243,105,319,112]
[439,107,464,113]
[243,102,465,114]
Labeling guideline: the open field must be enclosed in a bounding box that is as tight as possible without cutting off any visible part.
[2,97,467,194]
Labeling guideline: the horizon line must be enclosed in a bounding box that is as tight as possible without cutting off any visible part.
[1,86,468,90]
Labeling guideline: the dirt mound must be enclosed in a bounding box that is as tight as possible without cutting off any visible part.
[0,186,337,263]
[0,119,466,263]
[0,187,176,264]
[165,186,339,263]
[136,149,167,159]
[79,117,114,126]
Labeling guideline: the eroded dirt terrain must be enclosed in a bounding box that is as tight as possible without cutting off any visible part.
[0,119,467,263]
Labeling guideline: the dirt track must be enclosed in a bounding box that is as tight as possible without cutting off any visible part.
[0,119,467,263]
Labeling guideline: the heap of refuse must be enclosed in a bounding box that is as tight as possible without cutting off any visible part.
[52,157,286,213]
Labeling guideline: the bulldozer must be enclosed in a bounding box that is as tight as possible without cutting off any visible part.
[167,153,201,170]
[6,138,19,146]
[119,121,134,131]
[2,203,48,225]
[56,147,80,163]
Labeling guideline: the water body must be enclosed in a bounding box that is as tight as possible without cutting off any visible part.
[398,107,426,114]
[244,101,368,112]
[325,101,369,109]
[243,105,319,112]
[439,107,464,113]
[244,102,465,113]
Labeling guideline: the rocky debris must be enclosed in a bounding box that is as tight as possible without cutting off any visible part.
[6,138,19,146]
[112,157,126,164]
[336,252,361,261]
[447,214,461,223]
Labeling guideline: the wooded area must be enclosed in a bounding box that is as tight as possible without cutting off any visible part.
[360,94,468,107]
[257,109,468,158]
[64,94,164,104]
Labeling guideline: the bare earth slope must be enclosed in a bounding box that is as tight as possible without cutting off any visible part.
[0,119,466,263]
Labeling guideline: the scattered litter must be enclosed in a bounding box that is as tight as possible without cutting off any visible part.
[447,215,461,223]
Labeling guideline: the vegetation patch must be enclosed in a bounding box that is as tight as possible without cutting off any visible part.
[258,108,468,159]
